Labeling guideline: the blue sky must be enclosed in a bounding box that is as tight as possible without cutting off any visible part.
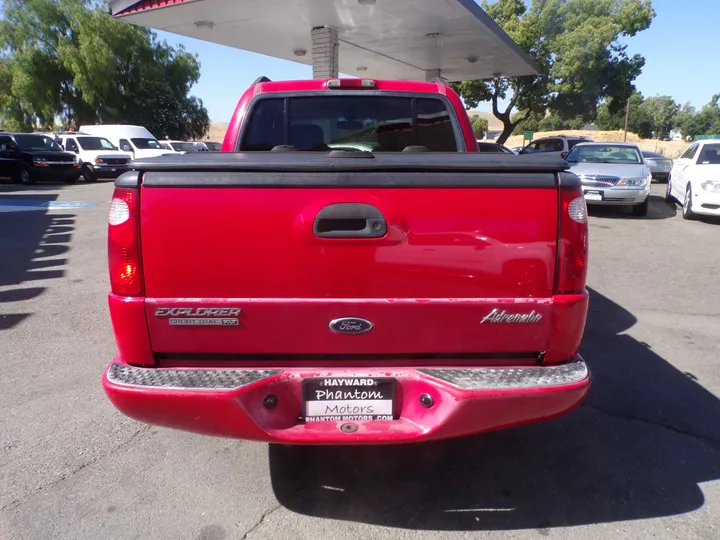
[153,0,720,122]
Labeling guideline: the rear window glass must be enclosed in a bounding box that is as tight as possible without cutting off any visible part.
[240,96,458,152]
[567,139,586,150]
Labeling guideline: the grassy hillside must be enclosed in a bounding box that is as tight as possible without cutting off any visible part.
[466,110,504,131]
[200,122,229,143]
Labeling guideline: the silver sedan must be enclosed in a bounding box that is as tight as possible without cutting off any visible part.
[642,150,673,182]
[566,142,653,217]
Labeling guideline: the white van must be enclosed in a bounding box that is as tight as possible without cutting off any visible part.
[78,125,170,160]
[53,132,132,182]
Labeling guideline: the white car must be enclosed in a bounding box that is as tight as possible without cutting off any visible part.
[195,141,222,152]
[53,132,132,182]
[666,141,720,219]
[160,140,198,154]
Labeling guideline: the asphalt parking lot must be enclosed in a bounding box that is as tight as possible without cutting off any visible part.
[1,181,719,540]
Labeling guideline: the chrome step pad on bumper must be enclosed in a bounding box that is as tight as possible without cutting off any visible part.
[107,363,281,390]
[107,357,588,391]
[417,357,588,390]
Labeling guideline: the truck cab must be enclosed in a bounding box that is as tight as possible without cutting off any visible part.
[223,78,479,153]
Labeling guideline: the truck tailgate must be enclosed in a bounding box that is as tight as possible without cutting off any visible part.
[135,154,566,358]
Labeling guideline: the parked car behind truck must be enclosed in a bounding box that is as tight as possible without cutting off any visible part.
[79,125,170,160]
[566,142,652,216]
[641,150,673,182]
[53,132,132,182]
[667,141,720,219]
[103,78,590,445]
[0,132,80,184]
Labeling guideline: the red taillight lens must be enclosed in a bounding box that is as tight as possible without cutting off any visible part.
[108,187,143,296]
[556,182,588,295]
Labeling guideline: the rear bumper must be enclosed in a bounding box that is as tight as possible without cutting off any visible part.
[92,164,129,178]
[34,165,80,180]
[584,186,650,206]
[103,356,590,445]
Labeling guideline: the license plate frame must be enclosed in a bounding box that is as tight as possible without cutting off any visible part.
[302,377,396,422]
[584,190,604,201]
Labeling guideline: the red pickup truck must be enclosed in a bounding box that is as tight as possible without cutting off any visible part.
[103,78,590,445]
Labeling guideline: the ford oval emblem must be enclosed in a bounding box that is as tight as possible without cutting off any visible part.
[329,317,374,335]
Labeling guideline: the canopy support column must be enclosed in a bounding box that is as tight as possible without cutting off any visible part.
[312,26,339,79]
[425,69,442,82]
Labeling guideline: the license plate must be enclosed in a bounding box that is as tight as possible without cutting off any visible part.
[303,377,396,422]
[110,168,116,172]
[584,190,603,201]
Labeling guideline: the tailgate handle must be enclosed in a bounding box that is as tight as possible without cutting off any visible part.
[313,203,387,238]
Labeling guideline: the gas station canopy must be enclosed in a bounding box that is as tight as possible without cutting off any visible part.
[109,0,538,81]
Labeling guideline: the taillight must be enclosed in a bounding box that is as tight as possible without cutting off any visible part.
[108,187,143,296]
[555,179,588,295]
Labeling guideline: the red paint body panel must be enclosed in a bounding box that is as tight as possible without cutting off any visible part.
[545,292,589,363]
[108,294,154,366]
[221,79,478,153]
[139,186,559,356]
[140,187,558,299]
[103,358,590,444]
[145,298,553,355]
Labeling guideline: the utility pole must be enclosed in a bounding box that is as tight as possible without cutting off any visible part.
[624,97,631,142]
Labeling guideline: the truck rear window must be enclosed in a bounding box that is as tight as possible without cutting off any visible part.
[240,96,459,152]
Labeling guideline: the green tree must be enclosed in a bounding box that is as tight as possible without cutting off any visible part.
[673,96,720,140]
[469,115,489,138]
[596,100,624,131]
[451,0,655,144]
[641,95,679,138]
[596,93,653,138]
[705,94,720,135]
[0,0,209,139]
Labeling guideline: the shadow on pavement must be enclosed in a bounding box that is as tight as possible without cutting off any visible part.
[588,195,677,220]
[269,288,720,531]
[0,193,76,331]
[0,183,75,192]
